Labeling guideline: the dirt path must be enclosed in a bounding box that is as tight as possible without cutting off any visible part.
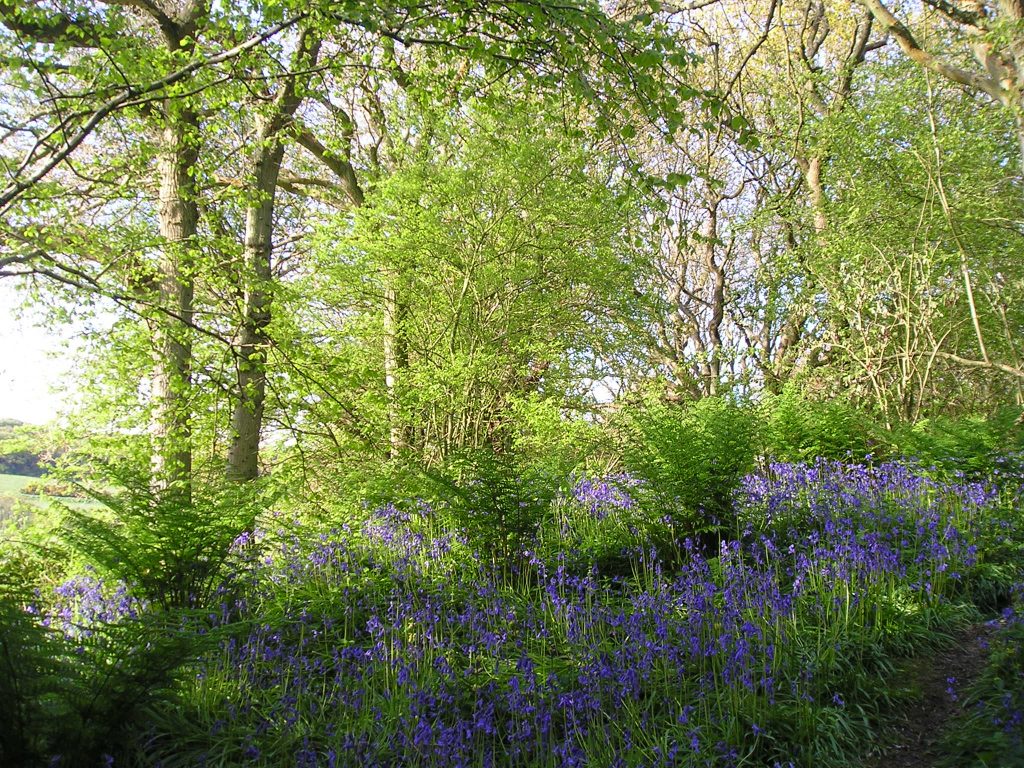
[866,624,994,768]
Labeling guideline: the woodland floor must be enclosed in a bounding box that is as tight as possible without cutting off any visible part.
[865,624,995,768]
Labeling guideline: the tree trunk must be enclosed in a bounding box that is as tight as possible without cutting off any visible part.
[150,113,198,500]
[226,135,284,481]
[701,204,725,396]
[226,34,320,481]
[383,271,409,457]
[803,155,829,237]
[771,154,829,384]
[226,37,321,481]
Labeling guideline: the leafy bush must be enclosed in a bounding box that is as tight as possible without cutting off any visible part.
[508,395,608,480]
[432,448,558,568]
[891,408,1024,480]
[59,463,267,609]
[618,396,760,540]
[761,386,877,462]
[0,577,203,768]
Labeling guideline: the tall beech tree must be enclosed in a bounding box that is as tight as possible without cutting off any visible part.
[224,29,322,482]
[1,1,697,488]
[0,0,216,499]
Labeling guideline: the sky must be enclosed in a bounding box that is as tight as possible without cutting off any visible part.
[0,280,618,425]
[0,282,77,425]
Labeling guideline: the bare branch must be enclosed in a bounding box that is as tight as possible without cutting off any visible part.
[294,125,365,207]
[937,351,1024,380]
[725,0,779,100]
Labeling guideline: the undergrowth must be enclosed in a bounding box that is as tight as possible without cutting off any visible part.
[1,403,1022,767]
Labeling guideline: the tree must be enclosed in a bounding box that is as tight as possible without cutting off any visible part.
[809,60,1024,420]
[1,1,697,488]
[858,0,1024,176]
[224,29,323,481]
[621,0,881,399]
[292,99,638,463]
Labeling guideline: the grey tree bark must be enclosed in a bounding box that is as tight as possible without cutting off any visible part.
[147,3,206,501]
[226,33,322,481]
[150,113,199,498]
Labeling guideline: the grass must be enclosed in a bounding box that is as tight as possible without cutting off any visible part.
[120,462,1024,765]
[5,459,1022,767]
[0,473,100,522]
[0,472,34,495]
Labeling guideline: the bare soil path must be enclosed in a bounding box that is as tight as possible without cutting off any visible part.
[866,624,994,768]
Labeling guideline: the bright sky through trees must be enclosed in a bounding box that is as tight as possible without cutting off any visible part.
[0,284,75,424]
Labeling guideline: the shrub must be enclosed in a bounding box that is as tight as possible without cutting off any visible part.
[433,448,558,568]
[0,577,203,768]
[891,408,1024,480]
[618,396,760,541]
[59,463,268,609]
[760,386,877,462]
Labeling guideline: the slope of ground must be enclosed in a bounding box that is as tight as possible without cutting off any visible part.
[867,624,995,768]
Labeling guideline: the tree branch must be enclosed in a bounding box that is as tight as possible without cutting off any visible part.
[294,125,365,207]
[922,0,985,28]
[0,13,307,215]
[937,351,1024,380]
[859,0,1005,101]
[0,0,102,45]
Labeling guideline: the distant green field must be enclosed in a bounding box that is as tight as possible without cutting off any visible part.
[0,472,33,495]
[0,472,100,513]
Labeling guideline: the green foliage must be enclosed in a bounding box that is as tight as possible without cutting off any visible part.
[811,60,1024,418]
[0,450,43,477]
[0,505,68,599]
[963,562,1021,615]
[507,395,608,479]
[0,586,65,767]
[430,448,559,567]
[618,396,760,536]
[890,408,1024,479]
[940,595,1024,767]
[300,97,640,461]
[761,386,877,462]
[0,579,204,768]
[0,494,16,527]
[0,422,49,477]
[60,464,267,609]
[4,1,1024,764]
